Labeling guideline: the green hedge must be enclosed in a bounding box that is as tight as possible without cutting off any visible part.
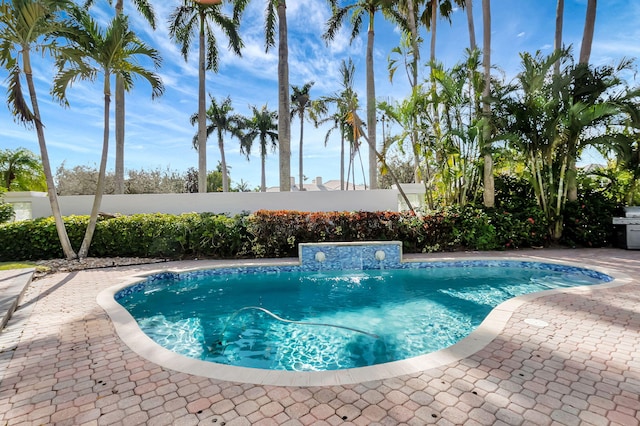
[0,213,247,261]
[0,206,557,262]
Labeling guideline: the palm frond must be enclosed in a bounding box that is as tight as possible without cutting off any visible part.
[131,0,157,29]
[6,64,35,124]
[264,0,277,51]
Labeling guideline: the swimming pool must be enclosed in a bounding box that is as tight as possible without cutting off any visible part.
[113,259,612,372]
[99,243,626,386]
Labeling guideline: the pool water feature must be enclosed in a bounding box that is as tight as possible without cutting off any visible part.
[112,242,613,373]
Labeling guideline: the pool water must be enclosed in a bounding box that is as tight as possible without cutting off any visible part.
[117,262,610,371]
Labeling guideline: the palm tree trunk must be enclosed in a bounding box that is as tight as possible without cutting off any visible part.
[340,129,345,190]
[23,48,77,259]
[261,148,266,192]
[366,14,377,189]
[568,0,596,202]
[466,0,476,50]
[79,77,111,258]
[299,111,304,191]
[219,129,229,192]
[554,0,564,75]
[346,144,353,190]
[430,3,437,63]
[407,2,421,185]
[579,0,596,65]
[429,4,442,179]
[357,148,367,190]
[115,0,125,195]
[197,12,207,193]
[407,0,419,89]
[482,0,494,208]
[115,77,125,194]
[278,1,291,191]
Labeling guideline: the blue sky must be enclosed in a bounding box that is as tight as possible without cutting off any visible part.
[1,0,639,190]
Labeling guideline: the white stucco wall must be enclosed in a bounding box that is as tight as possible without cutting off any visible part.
[4,191,48,221]
[25,189,403,219]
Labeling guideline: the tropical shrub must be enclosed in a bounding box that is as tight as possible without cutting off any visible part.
[562,190,622,248]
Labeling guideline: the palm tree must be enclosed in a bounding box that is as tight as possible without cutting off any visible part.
[0,147,45,191]
[190,95,243,192]
[0,0,77,259]
[318,59,360,191]
[415,0,465,189]
[325,0,396,189]
[83,0,157,194]
[240,105,278,192]
[290,81,314,191]
[385,4,427,192]
[169,0,246,193]
[53,11,164,258]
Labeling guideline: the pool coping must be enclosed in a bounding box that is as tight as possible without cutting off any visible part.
[96,256,632,387]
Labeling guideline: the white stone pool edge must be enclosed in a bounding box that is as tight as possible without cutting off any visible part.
[96,257,632,387]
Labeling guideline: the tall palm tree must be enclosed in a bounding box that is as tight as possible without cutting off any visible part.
[190,95,243,192]
[53,11,164,258]
[318,59,359,191]
[419,0,465,189]
[385,3,427,187]
[290,81,314,191]
[0,147,45,191]
[169,0,246,193]
[83,0,157,194]
[481,0,494,207]
[0,0,77,259]
[260,0,290,191]
[325,0,395,189]
[240,105,278,192]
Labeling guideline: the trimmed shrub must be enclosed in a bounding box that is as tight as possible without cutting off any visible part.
[0,213,249,261]
[0,205,606,262]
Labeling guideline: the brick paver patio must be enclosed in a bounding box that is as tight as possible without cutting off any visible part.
[0,248,638,425]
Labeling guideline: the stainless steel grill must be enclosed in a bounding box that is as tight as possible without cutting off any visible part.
[613,207,640,249]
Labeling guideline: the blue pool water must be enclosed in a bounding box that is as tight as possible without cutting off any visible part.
[116,261,612,371]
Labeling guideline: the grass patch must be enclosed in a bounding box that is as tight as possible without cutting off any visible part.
[0,261,39,271]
